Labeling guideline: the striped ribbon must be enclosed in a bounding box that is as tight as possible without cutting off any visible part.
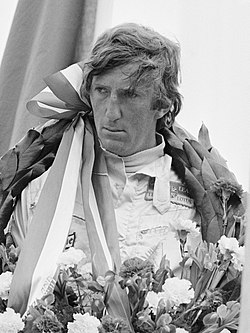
[8,63,121,315]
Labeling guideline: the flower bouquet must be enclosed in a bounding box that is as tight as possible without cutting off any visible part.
[0,215,246,333]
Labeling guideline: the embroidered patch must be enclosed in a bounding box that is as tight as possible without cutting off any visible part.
[170,181,194,208]
[137,225,169,240]
[65,232,76,249]
[144,177,155,201]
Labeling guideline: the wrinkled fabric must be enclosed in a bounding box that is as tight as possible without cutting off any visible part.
[11,136,201,272]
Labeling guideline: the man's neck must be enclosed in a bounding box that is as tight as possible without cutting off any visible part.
[123,134,165,174]
[103,133,165,175]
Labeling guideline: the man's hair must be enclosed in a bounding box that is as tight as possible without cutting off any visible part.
[81,23,182,127]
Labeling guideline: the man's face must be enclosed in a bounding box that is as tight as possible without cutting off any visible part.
[90,63,164,157]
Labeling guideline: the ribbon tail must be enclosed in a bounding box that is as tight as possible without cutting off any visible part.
[81,121,115,277]
[81,122,131,327]
[92,141,121,271]
[8,117,84,315]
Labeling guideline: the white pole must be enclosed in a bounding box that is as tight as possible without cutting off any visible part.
[239,175,250,331]
[93,0,114,41]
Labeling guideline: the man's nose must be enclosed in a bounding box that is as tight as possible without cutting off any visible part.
[106,92,121,121]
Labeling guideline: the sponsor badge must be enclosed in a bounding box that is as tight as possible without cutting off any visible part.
[170,181,194,207]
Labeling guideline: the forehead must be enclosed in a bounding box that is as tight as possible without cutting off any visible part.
[91,63,152,90]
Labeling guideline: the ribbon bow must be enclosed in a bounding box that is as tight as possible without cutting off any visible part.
[8,63,121,315]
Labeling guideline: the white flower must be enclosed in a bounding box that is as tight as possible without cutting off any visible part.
[220,329,231,333]
[77,261,92,277]
[57,248,86,269]
[161,277,194,307]
[176,328,189,333]
[169,219,200,241]
[218,236,245,271]
[96,275,106,287]
[231,245,245,271]
[67,312,100,333]
[0,308,24,333]
[218,235,239,257]
[0,271,13,299]
[146,291,159,314]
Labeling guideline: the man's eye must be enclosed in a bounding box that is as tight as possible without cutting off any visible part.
[125,90,138,99]
[95,87,109,95]
[130,93,138,99]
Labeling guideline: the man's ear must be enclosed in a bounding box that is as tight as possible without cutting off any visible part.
[155,109,174,130]
[154,108,169,120]
[164,109,174,128]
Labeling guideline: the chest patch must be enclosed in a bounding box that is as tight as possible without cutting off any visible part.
[65,232,76,249]
[144,177,155,201]
[170,181,194,208]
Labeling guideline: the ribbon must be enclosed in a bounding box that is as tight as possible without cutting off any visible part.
[8,63,121,315]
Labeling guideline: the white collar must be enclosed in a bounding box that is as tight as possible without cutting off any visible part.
[123,133,165,175]
[102,133,165,177]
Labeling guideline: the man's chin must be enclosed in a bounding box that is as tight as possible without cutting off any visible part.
[101,140,123,155]
[104,145,123,156]
[100,135,135,156]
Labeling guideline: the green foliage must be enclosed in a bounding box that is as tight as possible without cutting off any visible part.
[0,119,70,244]
[104,270,134,332]
[202,301,240,333]
[160,122,246,244]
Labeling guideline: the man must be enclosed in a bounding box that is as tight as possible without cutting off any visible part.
[8,23,200,270]
[3,23,242,315]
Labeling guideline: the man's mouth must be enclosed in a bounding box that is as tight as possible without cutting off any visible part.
[103,127,124,133]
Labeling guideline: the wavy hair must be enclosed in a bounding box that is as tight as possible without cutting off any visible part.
[80,23,182,128]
